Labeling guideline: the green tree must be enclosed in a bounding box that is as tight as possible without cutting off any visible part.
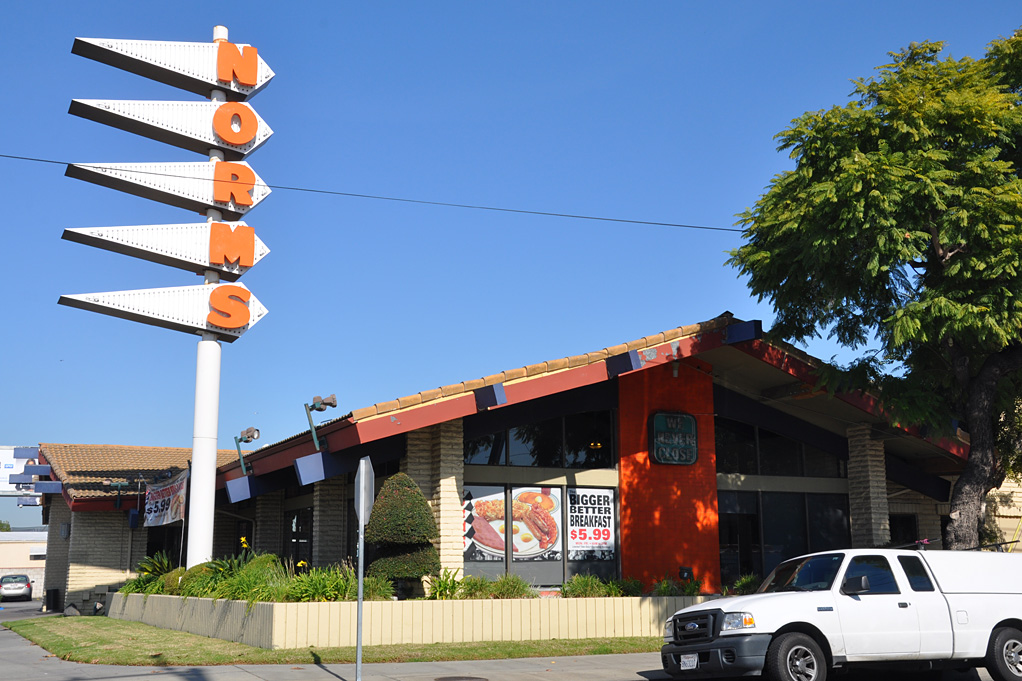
[729,30,1022,550]
[365,472,440,590]
[0,519,10,532]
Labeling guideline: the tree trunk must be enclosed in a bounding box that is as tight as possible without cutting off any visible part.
[942,351,1021,549]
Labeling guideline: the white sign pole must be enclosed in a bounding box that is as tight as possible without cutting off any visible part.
[186,25,230,569]
[354,456,375,681]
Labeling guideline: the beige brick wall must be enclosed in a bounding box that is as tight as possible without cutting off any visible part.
[43,496,71,609]
[403,420,464,574]
[313,475,350,566]
[847,424,890,547]
[254,490,284,555]
[64,509,147,612]
[887,481,949,548]
[989,478,1022,546]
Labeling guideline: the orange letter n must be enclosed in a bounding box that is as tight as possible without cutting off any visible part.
[217,41,259,87]
[213,162,255,206]
[209,222,255,268]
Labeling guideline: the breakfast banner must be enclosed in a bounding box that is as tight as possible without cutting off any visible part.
[145,471,188,526]
[566,488,615,551]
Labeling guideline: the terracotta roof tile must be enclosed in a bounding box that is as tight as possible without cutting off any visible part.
[343,314,739,424]
[39,443,239,500]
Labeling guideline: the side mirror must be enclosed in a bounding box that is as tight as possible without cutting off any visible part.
[842,574,870,594]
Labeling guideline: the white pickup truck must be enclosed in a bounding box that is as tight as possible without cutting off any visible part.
[661,548,1022,681]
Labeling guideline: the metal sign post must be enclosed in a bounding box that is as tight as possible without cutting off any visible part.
[354,456,375,681]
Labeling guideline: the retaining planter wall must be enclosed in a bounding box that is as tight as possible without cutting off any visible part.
[108,593,714,650]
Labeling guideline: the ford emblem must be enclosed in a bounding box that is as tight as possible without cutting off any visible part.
[684,622,699,631]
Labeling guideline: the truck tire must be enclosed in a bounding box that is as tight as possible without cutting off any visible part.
[987,627,1022,681]
[765,633,827,681]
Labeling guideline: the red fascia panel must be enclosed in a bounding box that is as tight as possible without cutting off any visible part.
[501,363,609,404]
[66,495,141,513]
[731,340,969,461]
[213,327,734,486]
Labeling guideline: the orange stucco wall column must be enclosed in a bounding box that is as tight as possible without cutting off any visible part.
[618,359,720,593]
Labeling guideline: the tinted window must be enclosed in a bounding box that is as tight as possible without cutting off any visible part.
[509,419,563,467]
[898,556,935,592]
[759,429,802,476]
[844,555,900,594]
[715,418,757,474]
[465,432,506,465]
[564,411,613,468]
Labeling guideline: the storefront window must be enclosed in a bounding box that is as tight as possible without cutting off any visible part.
[466,410,615,469]
[564,411,613,468]
[464,432,506,465]
[509,419,563,467]
[463,484,616,585]
[284,508,313,564]
[715,418,845,479]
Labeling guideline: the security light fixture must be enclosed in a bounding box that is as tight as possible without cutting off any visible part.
[304,393,337,452]
[234,427,260,476]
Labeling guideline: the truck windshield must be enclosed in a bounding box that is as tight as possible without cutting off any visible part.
[759,553,844,593]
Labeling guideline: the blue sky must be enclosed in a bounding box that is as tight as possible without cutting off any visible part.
[2,2,1020,526]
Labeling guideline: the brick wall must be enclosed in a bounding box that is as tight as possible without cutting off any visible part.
[618,360,720,593]
[212,511,237,558]
[64,509,147,613]
[403,420,464,574]
[254,490,284,555]
[847,424,891,548]
[43,496,71,610]
[313,475,349,566]
[888,481,948,547]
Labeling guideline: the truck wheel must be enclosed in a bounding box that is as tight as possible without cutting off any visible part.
[765,633,827,681]
[987,627,1022,681]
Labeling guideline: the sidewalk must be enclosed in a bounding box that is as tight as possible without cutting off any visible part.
[0,624,671,681]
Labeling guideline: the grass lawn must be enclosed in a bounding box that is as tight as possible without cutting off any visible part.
[3,616,662,666]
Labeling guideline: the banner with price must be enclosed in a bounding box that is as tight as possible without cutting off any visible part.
[145,470,188,527]
[567,488,615,551]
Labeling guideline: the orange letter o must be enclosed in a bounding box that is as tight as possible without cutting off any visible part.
[213,102,258,146]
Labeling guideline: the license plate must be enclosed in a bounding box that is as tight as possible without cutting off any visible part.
[679,654,698,670]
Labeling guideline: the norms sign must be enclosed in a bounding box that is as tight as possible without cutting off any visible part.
[60,31,274,339]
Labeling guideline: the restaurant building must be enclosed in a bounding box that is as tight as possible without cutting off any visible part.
[36,314,970,611]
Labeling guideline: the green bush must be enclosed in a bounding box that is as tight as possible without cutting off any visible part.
[458,575,493,599]
[213,554,288,603]
[362,574,395,601]
[607,578,643,597]
[680,578,703,597]
[488,574,537,599]
[365,473,439,545]
[730,574,760,595]
[178,564,218,598]
[367,545,441,581]
[119,572,160,594]
[287,565,356,602]
[137,551,175,577]
[561,574,607,598]
[160,567,186,595]
[651,576,681,596]
[426,568,462,600]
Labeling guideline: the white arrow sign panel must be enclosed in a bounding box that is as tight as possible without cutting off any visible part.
[62,223,270,281]
[70,100,273,160]
[58,282,268,342]
[66,161,271,220]
[72,37,274,101]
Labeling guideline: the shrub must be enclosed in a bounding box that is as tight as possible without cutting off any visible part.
[213,554,288,603]
[561,574,607,598]
[161,567,186,595]
[366,473,441,587]
[730,574,760,595]
[137,551,175,577]
[365,473,439,545]
[680,578,703,596]
[287,565,356,602]
[362,574,395,601]
[119,572,159,594]
[651,576,681,596]
[367,545,441,581]
[458,575,493,599]
[607,577,643,597]
[426,568,462,600]
[178,564,218,598]
[488,574,537,599]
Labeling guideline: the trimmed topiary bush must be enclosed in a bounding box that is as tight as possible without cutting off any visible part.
[365,473,441,589]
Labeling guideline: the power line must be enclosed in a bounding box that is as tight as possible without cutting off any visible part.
[0,152,743,234]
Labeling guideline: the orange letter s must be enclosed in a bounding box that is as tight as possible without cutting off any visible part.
[207,285,251,329]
